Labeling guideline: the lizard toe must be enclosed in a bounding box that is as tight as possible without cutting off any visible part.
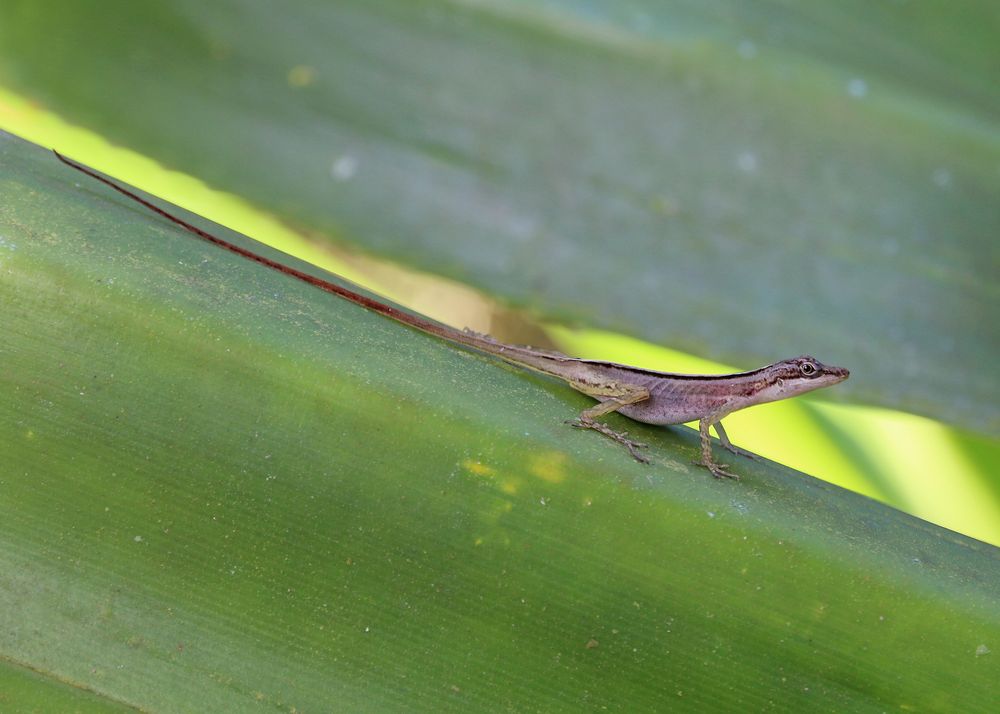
[693,459,740,481]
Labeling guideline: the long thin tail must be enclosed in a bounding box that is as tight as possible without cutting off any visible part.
[53,151,570,376]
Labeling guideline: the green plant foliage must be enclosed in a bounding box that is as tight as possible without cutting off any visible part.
[0,0,996,434]
[0,660,137,713]
[5,82,998,545]
[2,133,998,711]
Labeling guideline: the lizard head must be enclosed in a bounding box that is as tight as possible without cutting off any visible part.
[754,356,849,403]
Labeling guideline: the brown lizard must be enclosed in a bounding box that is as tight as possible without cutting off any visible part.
[55,151,849,479]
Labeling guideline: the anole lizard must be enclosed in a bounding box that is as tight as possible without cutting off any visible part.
[55,151,849,480]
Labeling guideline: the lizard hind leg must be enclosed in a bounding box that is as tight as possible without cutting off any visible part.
[565,385,651,464]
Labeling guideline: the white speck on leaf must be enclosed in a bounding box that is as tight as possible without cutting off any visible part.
[975,644,990,656]
[737,151,758,174]
[847,78,868,98]
[508,215,537,242]
[932,168,952,188]
[331,154,359,181]
[134,535,143,543]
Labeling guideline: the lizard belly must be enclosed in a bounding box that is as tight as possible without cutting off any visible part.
[614,390,730,426]
[615,399,703,425]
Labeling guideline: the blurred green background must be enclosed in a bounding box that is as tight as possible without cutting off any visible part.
[1,1,998,710]
[1,0,995,541]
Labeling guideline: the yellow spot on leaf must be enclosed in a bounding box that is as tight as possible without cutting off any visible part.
[462,459,496,477]
[287,65,317,87]
[529,451,567,484]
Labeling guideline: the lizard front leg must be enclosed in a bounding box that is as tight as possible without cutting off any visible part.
[696,419,739,480]
[566,384,651,464]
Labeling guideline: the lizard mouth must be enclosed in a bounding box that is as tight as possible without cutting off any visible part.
[826,366,850,383]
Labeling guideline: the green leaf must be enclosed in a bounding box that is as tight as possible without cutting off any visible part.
[0,0,996,434]
[3,130,999,711]
[0,660,137,713]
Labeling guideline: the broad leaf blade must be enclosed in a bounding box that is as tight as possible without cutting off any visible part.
[0,660,137,713]
[0,0,996,433]
[2,131,999,711]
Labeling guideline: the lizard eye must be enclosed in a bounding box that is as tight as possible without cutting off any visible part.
[799,362,818,377]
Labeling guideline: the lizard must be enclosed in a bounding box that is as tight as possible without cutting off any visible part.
[54,151,850,480]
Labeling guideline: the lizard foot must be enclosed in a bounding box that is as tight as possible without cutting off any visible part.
[566,418,650,464]
[693,459,740,481]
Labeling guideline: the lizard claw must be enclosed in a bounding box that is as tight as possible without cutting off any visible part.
[694,459,740,481]
[565,418,650,463]
[621,441,651,464]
